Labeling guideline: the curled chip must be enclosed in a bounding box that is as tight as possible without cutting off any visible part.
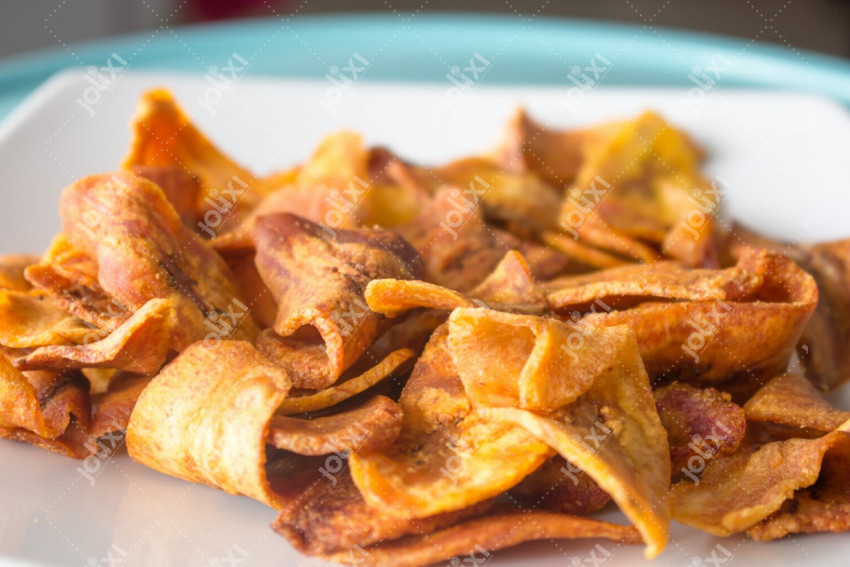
[570,250,818,389]
[366,250,544,318]
[16,298,172,375]
[0,352,91,458]
[127,341,291,508]
[275,348,414,415]
[670,419,850,536]
[122,88,263,232]
[90,372,152,438]
[476,324,671,559]
[349,324,554,519]
[267,395,402,456]
[0,289,92,348]
[744,373,850,432]
[253,212,422,389]
[59,171,257,351]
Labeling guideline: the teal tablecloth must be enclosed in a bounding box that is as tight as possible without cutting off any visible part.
[1,13,849,120]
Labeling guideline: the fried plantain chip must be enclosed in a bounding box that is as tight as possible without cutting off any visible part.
[398,188,509,291]
[654,382,746,473]
[275,348,414,415]
[59,171,257,351]
[25,235,126,333]
[542,231,629,270]
[509,455,612,515]
[747,440,850,541]
[670,419,850,536]
[349,324,554,519]
[127,341,291,507]
[477,324,671,559]
[797,239,850,391]
[90,372,152,438]
[16,298,172,375]
[366,250,544,318]
[544,259,762,312]
[743,373,850,432]
[129,165,201,228]
[267,395,402,456]
[0,254,39,291]
[448,309,635,411]
[274,466,493,557]
[253,212,422,389]
[323,509,641,567]
[0,352,91,458]
[0,289,93,348]
[572,250,817,389]
[122,89,262,234]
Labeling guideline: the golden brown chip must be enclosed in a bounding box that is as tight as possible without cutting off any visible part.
[448,309,633,411]
[90,372,152,438]
[253,212,422,389]
[744,373,850,432]
[127,341,291,507]
[130,165,201,228]
[16,298,172,375]
[0,289,93,348]
[509,455,612,515]
[670,421,850,536]
[398,188,509,291]
[324,509,641,567]
[654,382,746,473]
[268,395,402,456]
[544,259,762,311]
[122,88,262,234]
[0,254,39,291]
[797,239,850,391]
[575,250,817,389]
[274,466,493,557]
[275,348,414,415]
[478,324,671,559]
[59,171,257,351]
[0,352,91,458]
[542,231,628,270]
[349,324,554,519]
[747,440,850,541]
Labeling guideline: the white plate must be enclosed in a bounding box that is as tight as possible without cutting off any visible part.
[1,70,849,567]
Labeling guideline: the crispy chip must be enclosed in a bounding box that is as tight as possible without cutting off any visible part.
[0,352,91,458]
[797,239,850,390]
[574,250,817,389]
[366,250,544,318]
[324,509,641,567]
[59,171,257,351]
[122,88,262,232]
[509,455,612,515]
[477,325,671,559]
[90,372,152,438]
[127,341,291,507]
[17,298,172,375]
[0,289,92,348]
[747,440,850,541]
[670,420,850,536]
[268,395,402,455]
[542,231,629,270]
[448,309,634,411]
[130,165,201,228]
[744,373,850,432]
[544,259,762,311]
[254,212,422,389]
[276,348,414,415]
[274,466,492,557]
[349,324,554,519]
[654,382,746,473]
[0,254,39,291]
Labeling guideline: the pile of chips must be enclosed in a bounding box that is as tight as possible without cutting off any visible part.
[1,89,849,565]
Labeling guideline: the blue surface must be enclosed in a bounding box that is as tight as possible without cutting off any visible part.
[0,13,849,120]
